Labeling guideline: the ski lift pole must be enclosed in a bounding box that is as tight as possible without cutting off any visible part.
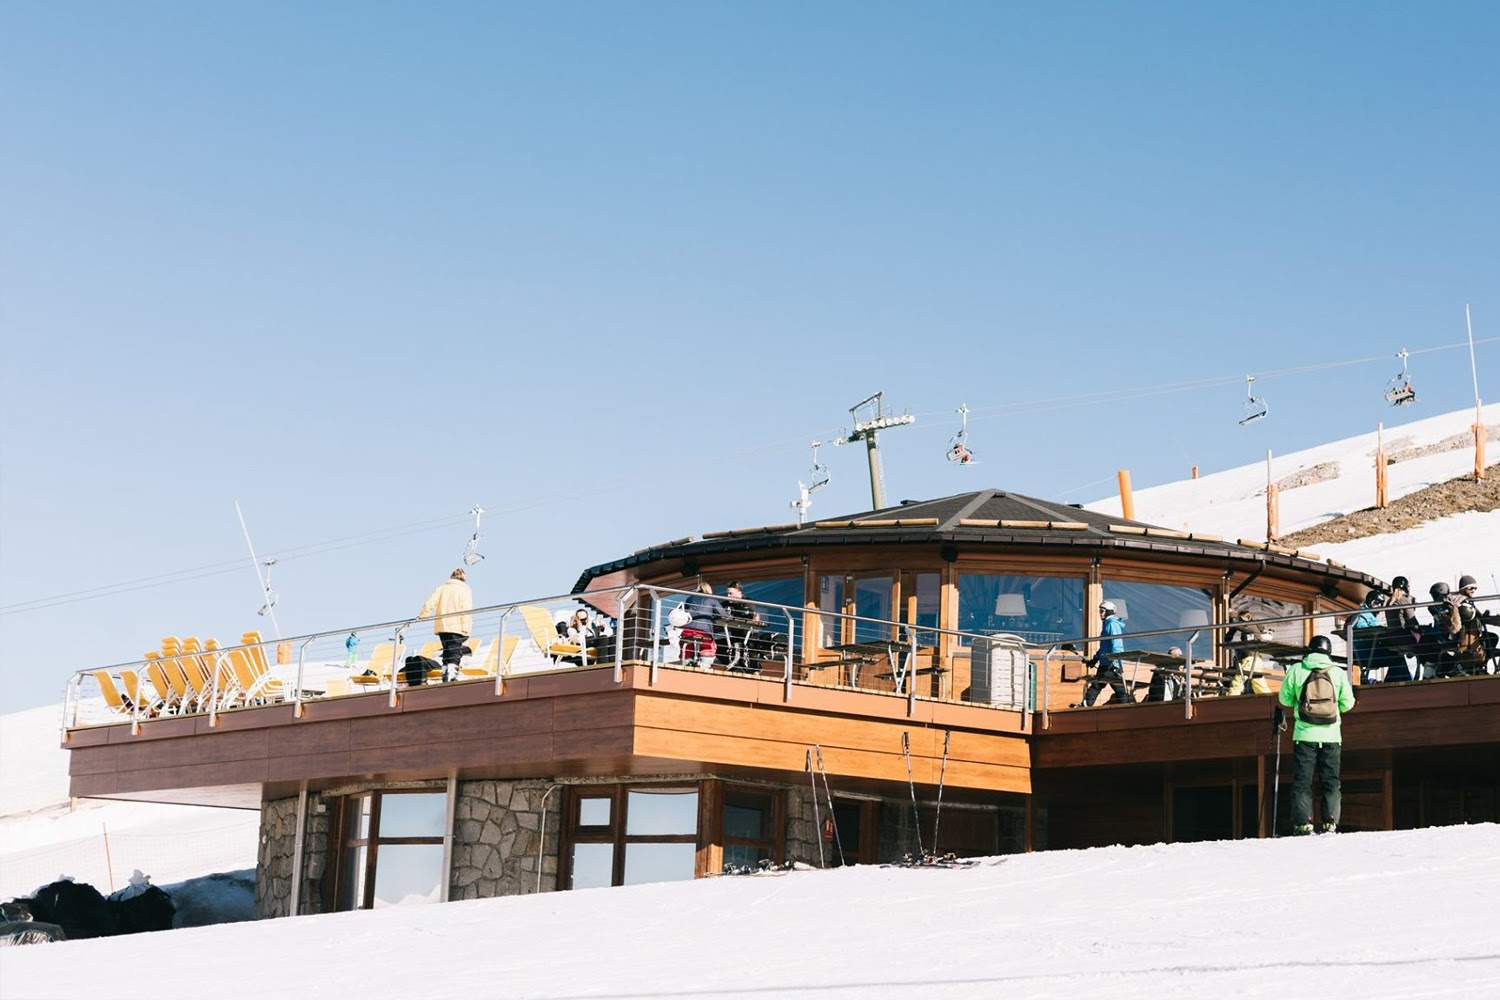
[235,501,281,639]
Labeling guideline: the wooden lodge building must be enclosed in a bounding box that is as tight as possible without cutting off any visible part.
[60,489,1500,917]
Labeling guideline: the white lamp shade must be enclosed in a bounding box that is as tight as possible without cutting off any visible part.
[1103,598,1128,620]
[994,594,1028,617]
[1178,609,1211,628]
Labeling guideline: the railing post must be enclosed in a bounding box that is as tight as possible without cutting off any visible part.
[494,607,516,697]
[614,586,635,684]
[783,607,796,703]
[294,637,314,718]
[1343,615,1358,684]
[1184,630,1200,719]
[649,590,664,687]
[907,628,918,716]
[388,624,411,709]
[208,652,227,728]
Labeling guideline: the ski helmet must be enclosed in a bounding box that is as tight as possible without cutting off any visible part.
[1391,576,1409,591]
[1458,575,1477,590]
[1430,581,1450,600]
[1308,635,1333,655]
[1099,600,1116,615]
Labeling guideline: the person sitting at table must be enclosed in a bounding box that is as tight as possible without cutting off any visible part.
[1080,600,1131,706]
[718,581,761,671]
[680,581,725,668]
[1347,589,1388,684]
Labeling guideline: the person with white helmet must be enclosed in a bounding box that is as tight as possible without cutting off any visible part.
[1080,600,1131,707]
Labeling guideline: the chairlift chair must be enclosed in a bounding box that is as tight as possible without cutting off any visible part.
[789,442,831,523]
[1238,375,1269,425]
[946,403,976,465]
[462,504,485,566]
[1384,349,1417,406]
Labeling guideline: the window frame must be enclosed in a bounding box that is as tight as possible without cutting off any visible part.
[331,788,449,911]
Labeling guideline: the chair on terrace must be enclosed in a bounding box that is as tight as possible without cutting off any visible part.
[348,642,396,689]
[458,635,519,679]
[93,671,137,717]
[519,605,593,666]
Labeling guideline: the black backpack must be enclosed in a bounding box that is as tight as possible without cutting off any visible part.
[402,655,441,686]
[1298,667,1339,725]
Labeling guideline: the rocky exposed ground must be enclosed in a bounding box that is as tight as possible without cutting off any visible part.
[1280,464,1500,547]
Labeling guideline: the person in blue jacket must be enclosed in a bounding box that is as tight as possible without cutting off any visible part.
[1081,600,1131,706]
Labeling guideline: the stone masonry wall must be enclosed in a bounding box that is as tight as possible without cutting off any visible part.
[449,780,562,900]
[254,793,332,919]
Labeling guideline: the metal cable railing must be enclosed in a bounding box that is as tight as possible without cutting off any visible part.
[61,586,1499,737]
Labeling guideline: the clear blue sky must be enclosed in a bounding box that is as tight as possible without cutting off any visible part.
[2,1,1496,712]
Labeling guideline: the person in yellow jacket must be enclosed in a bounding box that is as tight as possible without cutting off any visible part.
[420,568,473,681]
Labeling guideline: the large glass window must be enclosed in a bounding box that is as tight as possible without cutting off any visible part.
[337,790,448,911]
[723,787,778,870]
[957,573,1085,646]
[1100,582,1214,653]
[566,786,701,889]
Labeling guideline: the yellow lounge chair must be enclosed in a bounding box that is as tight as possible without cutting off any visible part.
[519,605,593,666]
[348,642,395,689]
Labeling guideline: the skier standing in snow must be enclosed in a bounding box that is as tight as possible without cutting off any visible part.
[1277,634,1356,834]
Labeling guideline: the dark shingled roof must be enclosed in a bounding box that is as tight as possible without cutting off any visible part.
[571,488,1381,594]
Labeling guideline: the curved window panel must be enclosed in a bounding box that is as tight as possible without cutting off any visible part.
[1100,582,1213,651]
[957,574,1085,647]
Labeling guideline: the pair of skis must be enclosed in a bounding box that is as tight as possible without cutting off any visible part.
[899,728,953,866]
[807,726,954,869]
[807,744,847,868]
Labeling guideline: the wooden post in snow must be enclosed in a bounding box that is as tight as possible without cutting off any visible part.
[1266,450,1280,542]
[1375,423,1388,509]
[1118,469,1135,521]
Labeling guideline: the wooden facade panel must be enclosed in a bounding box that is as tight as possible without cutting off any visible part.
[634,695,1030,771]
[1346,706,1500,749]
[68,746,123,777]
[101,716,197,742]
[352,700,557,751]
[269,719,352,758]
[634,724,1030,794]
[267,751,354,783]
[196,703,298,733]
[107,728,271,771]
[551,725,634,760]
[108,759,271,794]
[347,732,558,775]
[1036,720,1269,768]
[550,691,637,734]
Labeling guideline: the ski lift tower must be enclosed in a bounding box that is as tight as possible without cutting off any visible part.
[834,391,915,510]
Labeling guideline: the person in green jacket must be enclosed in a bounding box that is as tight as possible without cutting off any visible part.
[1277,634,1357,834]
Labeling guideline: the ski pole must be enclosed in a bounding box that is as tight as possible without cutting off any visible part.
[901,731,924,859]
[931,729,951,858]
[806,748,825,868]
[814,745,846,867]
[1271,708,1284,838]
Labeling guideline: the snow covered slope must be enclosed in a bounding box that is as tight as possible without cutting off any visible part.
[2,406,1497,996]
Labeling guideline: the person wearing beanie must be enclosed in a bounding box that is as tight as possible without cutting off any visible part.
[420,568,474,681]
[1454,575,1498,672]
